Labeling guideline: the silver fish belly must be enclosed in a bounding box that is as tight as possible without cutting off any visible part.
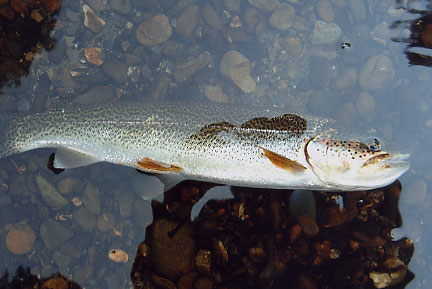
[0,101,409,191]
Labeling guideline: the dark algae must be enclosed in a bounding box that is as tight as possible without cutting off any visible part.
[131,181,414,289]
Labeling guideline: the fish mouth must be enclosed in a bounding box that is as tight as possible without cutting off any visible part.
[363,153,410,170]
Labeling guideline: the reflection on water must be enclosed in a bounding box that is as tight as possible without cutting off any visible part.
[391,3,432,67]
[0,0,60,95]
[131,182,414,289]
[1,0,432,288]
[0,266,81,288]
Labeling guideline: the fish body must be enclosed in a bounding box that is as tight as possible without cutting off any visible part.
[0,101,409,191]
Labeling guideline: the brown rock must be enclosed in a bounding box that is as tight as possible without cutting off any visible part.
[83,4,105,33]
[195,250,212,275]
[177,272,198,289]
[244,7,260,32]
[108,248,128,263]
[202,4,224,30]
[174,51,211,83]
[335,102,357,125]
[201,85,228,103]
[41,0,62,13]
[369,257,407,288]
[298,274,317,289]
[150,218,195,280]
[176,5,200,39]
[57,178,82,195]
[136,14,172,46]
[248,0,279,12]
[279,36,303,56]
[249,247,266,263]
[317,0,334,22]
[31,9,43,22]
[356,92,375,122]
[6,223,36,254]
[230,16,242,28]
[298,215,319,237]
[290,224,302,242]
[0,6,15,20]
[103,61,128,83]
[42,277,68,289]
[97,212,115,232]
[225,26,248,43]
[422,23,432,47]
[152,274,176,289]
[269,3,295,30]
[332,67,357,90]
[84,47,105,66]
[194,276,214,289]
[10,0,29,17]
[359,54,395,91]
[220,50,256,93]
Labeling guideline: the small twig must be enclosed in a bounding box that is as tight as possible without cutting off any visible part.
[10,159,22,175]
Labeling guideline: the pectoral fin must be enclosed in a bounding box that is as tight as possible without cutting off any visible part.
[54,147,102,169]
[259,146,306,172]
[136,158,183,173]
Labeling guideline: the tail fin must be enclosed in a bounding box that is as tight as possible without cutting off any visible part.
[0,114,18,158]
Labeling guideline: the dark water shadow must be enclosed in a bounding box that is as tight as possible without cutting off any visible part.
[130,180,415,289]
[0,0,61,95]
[391,1,432,67]
[0,266,81,289]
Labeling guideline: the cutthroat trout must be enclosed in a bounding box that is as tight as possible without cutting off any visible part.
[0,101,409,191]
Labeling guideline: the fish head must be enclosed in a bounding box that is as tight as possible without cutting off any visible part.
[305,137,410,190]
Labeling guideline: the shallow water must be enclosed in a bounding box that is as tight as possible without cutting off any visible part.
[0,0,431,288]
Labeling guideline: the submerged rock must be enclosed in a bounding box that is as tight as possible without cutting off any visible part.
[97,212,115,232]
[317,0,334,22]
[269,3,295,31]
[311,20,341,45]
[174,51,211,83]
[359,54,395,91]
[176,5,200,39]
[220,50,256,93]
[36,174,68,210]
[82,183,101,215]
[136,14,172,46]
[83,4,105,33]
[40,219,73,250]
[57,178,82,195]
[150,218,195,280]
[202,4,224,31]
[6,223,36,254]
[74,206,97,231]
[248,0,279,12]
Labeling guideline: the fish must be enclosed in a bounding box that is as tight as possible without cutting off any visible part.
[0,101,409,191]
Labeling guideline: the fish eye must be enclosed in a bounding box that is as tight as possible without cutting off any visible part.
[367,138,381,152]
